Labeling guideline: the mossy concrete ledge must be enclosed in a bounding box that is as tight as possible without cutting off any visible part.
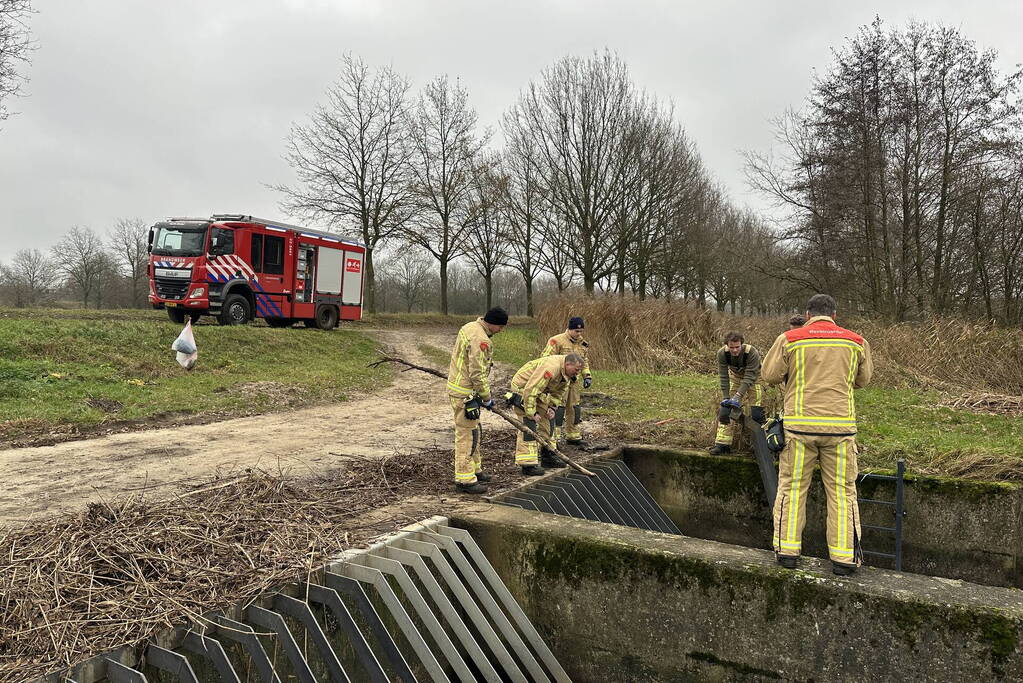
[624,444,1023,588]
[452,506,1023,682]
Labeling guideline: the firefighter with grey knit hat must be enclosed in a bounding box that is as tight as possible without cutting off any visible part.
[446,307,507,494]
[541,316,592,446]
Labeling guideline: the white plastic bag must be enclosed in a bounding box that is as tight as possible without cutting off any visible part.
[171,319,198,370]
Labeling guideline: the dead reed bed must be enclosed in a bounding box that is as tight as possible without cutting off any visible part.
[0,445,467,682]
[539,296,1023,395]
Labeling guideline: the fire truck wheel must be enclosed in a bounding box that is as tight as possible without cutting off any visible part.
[312,304,339,331]
[218,294,252,326]
[166,308,201,324]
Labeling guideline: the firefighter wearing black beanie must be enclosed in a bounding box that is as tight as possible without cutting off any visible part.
[483,307,509,326]
[446,307,508,494]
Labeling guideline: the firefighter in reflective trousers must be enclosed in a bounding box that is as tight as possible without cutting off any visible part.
[447,307,508,494]
[507,353,585,474]
[761,294,874,575]
[709,332,765,455]
[541,316,592,446]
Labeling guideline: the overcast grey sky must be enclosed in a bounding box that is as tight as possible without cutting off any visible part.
[0,0,1019,262]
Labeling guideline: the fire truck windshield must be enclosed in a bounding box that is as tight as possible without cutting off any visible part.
[151,223,209,257]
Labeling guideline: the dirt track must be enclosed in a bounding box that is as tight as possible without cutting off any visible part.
[0,328,514,523]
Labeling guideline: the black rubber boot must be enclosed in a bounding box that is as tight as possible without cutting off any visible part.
[521,464,545,477]
[708,443,732,456]
[540,448,567,468]
[474,471,492,482]
[832,562,857,576]
[455,481,487,494]
[776,554,799,569]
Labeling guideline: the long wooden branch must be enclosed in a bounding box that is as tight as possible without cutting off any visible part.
[370,355,596,476]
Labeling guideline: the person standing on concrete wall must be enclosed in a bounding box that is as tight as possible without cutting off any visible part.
[447,307,508,494]
[506,353,585,474]
[541,316,592,447]
[709,332,765,455]
[761,294,874,576]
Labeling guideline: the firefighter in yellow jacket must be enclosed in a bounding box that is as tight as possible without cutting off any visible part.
[761,294,874,576]
[541,316,592,446]
[709,332,766,455]
[507,353,586,474]
[446,307,508,494]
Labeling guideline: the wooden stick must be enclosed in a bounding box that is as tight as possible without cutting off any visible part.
[371,355,596,476]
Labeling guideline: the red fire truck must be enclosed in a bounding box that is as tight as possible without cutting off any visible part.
[147,214,365,329]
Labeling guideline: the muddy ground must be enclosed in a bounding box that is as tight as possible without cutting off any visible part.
[0,328,569,523]
[0,327,507,519]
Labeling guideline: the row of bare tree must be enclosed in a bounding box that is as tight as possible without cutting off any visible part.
[747,19,1023,323]
[0,220,150,308]
[277,50,777,316]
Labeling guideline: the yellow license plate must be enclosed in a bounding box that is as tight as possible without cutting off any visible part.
[166,303,176,307]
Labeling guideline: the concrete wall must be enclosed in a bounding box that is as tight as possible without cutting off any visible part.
[454,507,1023,682]
[624,445,1023,588]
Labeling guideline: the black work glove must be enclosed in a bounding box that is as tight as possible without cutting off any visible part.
[583,376,592,389]
[717,405,731,424]
[751,406,766,424]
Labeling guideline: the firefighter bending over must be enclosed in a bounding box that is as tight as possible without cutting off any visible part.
[507,353,585,475]
[541,316,592,446]
[761,294,873,576]
[447,307,507,494]
[709,332,765,455]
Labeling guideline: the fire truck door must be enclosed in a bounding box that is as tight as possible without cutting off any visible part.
[251,233,289,317]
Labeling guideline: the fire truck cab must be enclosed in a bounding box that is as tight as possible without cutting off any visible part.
[148,214,365,329]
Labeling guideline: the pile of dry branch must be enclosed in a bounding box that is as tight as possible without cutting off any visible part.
[938,391,1023,417]
[0,441,491,681]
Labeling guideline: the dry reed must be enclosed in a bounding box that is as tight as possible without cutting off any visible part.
[539,296,1023,395]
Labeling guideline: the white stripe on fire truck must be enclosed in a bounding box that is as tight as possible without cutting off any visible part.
[225,254,255,279]
[206,262,232,280]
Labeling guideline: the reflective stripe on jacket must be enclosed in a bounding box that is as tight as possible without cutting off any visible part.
[542,332,591,377]
[511,355,570,416]
[447,318,494,400]
[761,316,873,435]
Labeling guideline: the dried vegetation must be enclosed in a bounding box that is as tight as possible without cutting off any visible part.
[538,296,1023,395]
[0,432,514,682]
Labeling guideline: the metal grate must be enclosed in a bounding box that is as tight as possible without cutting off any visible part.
[495,459,682,536]
[42,517,570,683]
[154,276,189,300]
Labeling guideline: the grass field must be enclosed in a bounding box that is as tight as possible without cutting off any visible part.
[492,326,1023,478]
[3,307,1022,479]
[0,309,388,445]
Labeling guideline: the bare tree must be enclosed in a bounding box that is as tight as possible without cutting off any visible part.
[381,246,435,313]
[276,54,415,313]
[462,154,510,309]
[505,50,635,293]
[107,217,150,307]
[499,139,545,316]
[51,226,107,307]
[747,18,1023,321]
[0,0,32,123]
[406,75,488,314]
[0,248,54,307]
